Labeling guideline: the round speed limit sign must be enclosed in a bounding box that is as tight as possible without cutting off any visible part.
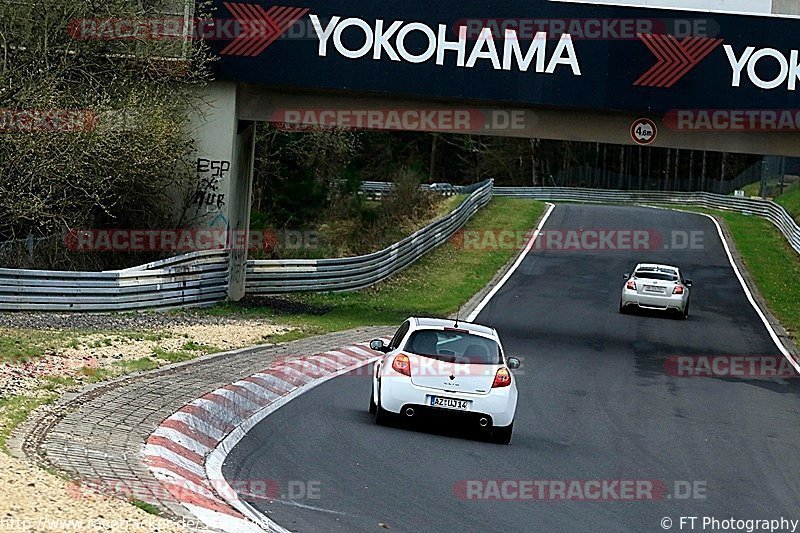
[630,118,658,145]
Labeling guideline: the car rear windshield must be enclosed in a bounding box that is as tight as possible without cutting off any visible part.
[404,329,502,365]
[635,271,677,281]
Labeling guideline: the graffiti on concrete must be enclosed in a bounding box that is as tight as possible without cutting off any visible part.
[194,158,229,211]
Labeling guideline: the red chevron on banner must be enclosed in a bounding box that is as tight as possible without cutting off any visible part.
[220,3,309,57]
[634,34,724,88]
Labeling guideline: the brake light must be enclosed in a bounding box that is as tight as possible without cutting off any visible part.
[492,368,512,388]
[673,285,684,294]
[392,354,411,377]
[626,280,636,290]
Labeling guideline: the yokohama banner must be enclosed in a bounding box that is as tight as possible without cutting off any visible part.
[206,0,800,114]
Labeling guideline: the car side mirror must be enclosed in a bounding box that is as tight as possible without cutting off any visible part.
[507,357,521,370]
[370,339,389,353]
[623,273,630,279]
[685,280,693,287]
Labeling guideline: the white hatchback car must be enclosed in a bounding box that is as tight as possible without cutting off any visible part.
[369,317,520,444]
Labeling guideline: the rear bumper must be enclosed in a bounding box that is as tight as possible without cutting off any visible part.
[379,376,517,427]
[621,289,687,312]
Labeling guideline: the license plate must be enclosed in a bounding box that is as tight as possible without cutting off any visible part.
[644,286,664,293]
[429,396,471,410]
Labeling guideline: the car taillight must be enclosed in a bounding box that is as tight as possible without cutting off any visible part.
[492,368,512,388]
[673,285,684,294]
[626,280,636,290]
[392,354,411,377]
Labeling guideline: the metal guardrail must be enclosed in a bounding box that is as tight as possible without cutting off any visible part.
[494,187,800,255]
[245,180,494,294]
[2,181,797,311]
[359,181,481,200]
[0,249,230,312]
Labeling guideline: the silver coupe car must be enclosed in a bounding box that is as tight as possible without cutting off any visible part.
[619,263,692,319]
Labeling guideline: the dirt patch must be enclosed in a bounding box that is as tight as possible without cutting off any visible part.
[0,320,292,400]
[0,316,294,531]
[0,452,195,532]
[238,295,332,315]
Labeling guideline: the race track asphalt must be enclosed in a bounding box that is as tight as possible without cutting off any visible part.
[223,204,800,533]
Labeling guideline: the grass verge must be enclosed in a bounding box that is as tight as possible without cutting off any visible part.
[130,499,162,516]
[152,348,195,364]
[0,394,58,452]
[202,198,545,334]
[0,330,84,363]
[0,354,171,451]
[669,205,800,340]
[774,183,800,222]
[740,181,760,198]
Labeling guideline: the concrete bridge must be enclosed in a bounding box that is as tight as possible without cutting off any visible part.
[185,0,800,298]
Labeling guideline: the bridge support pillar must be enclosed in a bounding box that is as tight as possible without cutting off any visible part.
[227,121,256,301]
[187,81,256,302]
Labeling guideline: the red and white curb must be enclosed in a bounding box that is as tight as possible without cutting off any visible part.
[144,337,390,532]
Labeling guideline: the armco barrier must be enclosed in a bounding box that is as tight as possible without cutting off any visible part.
[494,187,800,255]
[244,180,493,294]
[0,249,230,312]
[359,180,482,200]
[0,181,491,311]
[1,181,797,311]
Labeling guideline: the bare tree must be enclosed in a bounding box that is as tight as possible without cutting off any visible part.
[0,0,212,268]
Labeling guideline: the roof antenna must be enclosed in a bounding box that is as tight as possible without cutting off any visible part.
[454,305,462,328]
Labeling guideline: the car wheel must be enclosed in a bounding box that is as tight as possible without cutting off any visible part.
[619,301,627,314]
[372,384,390,426]
[369,386,377,415]
[491,422,513,445]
